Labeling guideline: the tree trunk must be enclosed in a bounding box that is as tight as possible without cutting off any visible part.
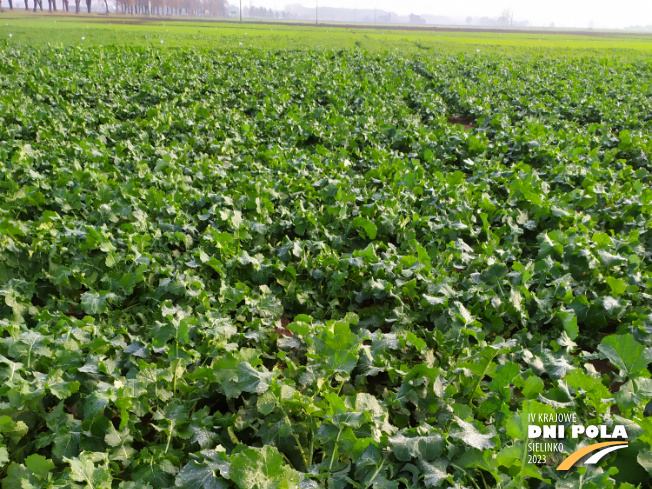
[103,0,107,12]
[86,0,90,12]
[8,0,13,9]
[24,0,29,10]
[47,0,52,12]
[52,0,56,10]
[74,0,80,12]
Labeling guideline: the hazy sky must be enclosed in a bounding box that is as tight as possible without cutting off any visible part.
[249,0,652,28]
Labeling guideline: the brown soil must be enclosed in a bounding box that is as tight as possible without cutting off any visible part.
[275,316,293,337]
[447,116,474,131]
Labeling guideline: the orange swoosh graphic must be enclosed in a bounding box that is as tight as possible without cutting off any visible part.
[556,441,628,470]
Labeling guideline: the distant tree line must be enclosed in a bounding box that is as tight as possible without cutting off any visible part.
[0,0,226,15]
[115,0,226,16]
[465,12,529,28]
[245,5,278,19]
[0,0,90,13]
[409,14,425,25]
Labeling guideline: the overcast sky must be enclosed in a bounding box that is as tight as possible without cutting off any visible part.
[248,0,652,28]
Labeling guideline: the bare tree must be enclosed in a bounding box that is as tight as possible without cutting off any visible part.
[499,9,513,28]
[86,0,90,12]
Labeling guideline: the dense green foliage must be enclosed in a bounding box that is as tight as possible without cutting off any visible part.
[1,44,652,488]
